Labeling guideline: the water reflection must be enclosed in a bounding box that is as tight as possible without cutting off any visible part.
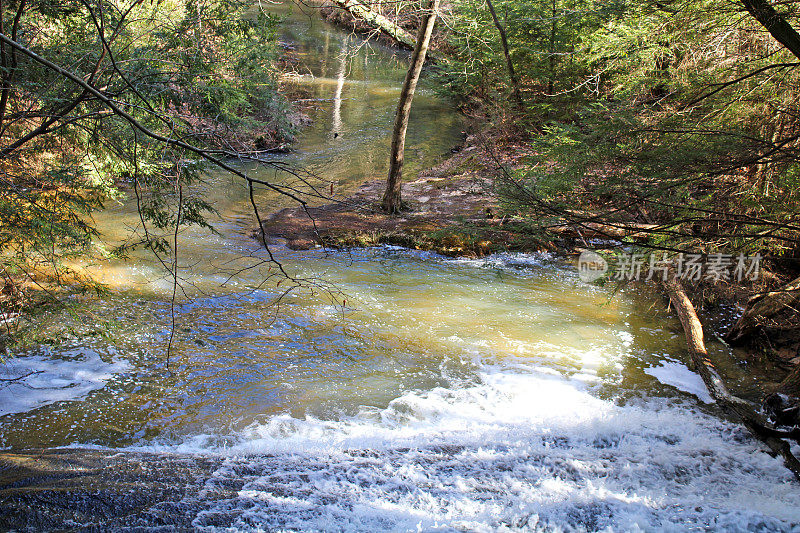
[331,39,348,138]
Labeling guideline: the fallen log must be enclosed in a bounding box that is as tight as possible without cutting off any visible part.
[548,221,660,241]
[725,274,800,344]
[661,271,800,480]
[329,0,418,49]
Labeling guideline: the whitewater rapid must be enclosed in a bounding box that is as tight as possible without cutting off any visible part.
[138,362,800,531]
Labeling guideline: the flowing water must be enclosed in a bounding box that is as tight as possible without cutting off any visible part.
[1,3,799,531]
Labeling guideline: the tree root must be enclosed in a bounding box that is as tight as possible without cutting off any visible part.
[725,274,800,346]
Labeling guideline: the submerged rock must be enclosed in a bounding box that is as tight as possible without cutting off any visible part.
[0,449,224,531]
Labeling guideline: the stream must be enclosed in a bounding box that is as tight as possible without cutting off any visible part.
[1,3,799,531]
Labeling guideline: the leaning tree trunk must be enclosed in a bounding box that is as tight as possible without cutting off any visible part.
[661,271,800,480]
[741,0,800,60]
[381,0,439,214]
[485,0,523,109]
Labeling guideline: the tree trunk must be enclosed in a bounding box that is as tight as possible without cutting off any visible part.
[661,271,800,480]
[662,273,730,395]
[381,0,439,214]
[741,0,800,60]
[547,0,557,95]
[330,0,418,49]
[485,0,523,109]
[725,274,800,345]
[0,0,26,132]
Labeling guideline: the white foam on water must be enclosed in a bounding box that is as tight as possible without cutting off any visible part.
[616,329,634,348]
[0,350,129,416]
[450,251,553,271]
[644,361,715,404]
[373,247,554,273]
[131,365,799,531]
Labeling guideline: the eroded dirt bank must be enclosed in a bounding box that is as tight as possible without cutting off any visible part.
[256,133,555,256]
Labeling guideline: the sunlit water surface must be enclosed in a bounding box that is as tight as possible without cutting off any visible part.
[1,3,798,531]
